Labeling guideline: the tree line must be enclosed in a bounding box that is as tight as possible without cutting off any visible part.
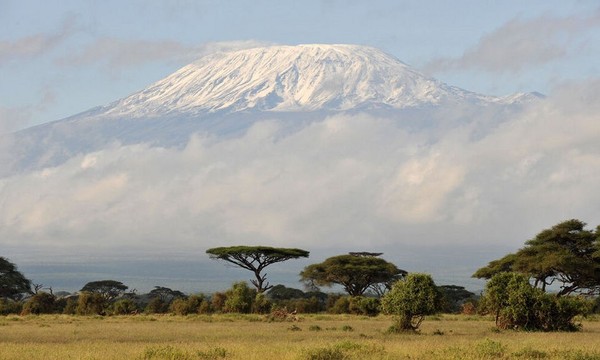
[2,219,600,332]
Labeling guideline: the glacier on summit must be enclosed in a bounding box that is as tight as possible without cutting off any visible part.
[100,44,530,116]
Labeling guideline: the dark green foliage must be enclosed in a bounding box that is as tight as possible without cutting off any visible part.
[224,281,255,313]
[80,280,128,302]
[267,284,307,300]
[148,286,185,302]
[206,246,309,292]
[252,292,272,314]
[76,292,106,315]
[381,273,442,331]
[329,296,350,314]
[438,285,477,313]
[21,292,56,315]
[62,297,78,314]
[211,292,227,313]
[112,298,139,315]
[0,257,32,301]
[145,297,169,314]
[300,253,406,296]
[169,294,208,315]
[482,272,591,331]
[474,219,600,296]
[348,296,380,316]
[0,298,22,315]
[145,286,186,314]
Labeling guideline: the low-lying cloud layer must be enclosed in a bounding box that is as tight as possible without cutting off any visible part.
[1,79,599,262]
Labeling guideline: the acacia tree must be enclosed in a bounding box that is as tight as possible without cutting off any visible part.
[80,280,128,302]
[300,253,406,296]
[206,246,310,292]
[0,257,32,301]
[474,219,600,296]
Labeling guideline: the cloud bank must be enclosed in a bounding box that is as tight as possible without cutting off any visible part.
[1,79,599,261]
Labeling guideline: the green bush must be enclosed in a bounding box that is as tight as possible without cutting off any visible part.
[329,296,350,314]
[0,298,22,315]
[223,282,255,313]
[145,297,169,314]
[252,292,272,314]
[21,292,56,315]
[76,292,106,315]
[482,272,591,331]
[348,296,380,316]
[381,273,442,332]
[112,298,139,315]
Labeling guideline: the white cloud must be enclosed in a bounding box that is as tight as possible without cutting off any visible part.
[0,79,599,260]
[427,10,600,73]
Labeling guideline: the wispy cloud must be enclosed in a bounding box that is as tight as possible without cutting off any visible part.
[0,17,77,64]
[426,10,600,73]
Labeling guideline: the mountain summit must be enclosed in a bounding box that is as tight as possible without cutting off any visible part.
[11,44,540,173]
[101,44,511,117]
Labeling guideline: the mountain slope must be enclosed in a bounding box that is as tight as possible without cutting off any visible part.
[7,44,541,174]
[99,44,513,117]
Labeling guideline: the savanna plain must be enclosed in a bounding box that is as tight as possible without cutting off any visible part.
[1,314,599,360]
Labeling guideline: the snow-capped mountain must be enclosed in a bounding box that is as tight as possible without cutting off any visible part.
[7,44,541,174]
[98,44,525,117]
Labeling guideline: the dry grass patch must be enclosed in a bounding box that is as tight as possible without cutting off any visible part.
[0,314,599,359]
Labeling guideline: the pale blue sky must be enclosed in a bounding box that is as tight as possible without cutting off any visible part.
[1,1,599,130]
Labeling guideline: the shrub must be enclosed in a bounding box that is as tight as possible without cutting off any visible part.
[21,292,56,315]
[482,272,591,331]
[62,298,78,315]
[381,273,442,332]
[211,292,227,313]
[252,292,272,314]
[348,296,380,316]
[0,298,22,315]
[329,296,350,314]
[223,282,255,313]
[145,297,169,314]
[76,292,106,315]
[112,298,139,315]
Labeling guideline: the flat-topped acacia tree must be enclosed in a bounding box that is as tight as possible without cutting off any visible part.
[206,246,310,292]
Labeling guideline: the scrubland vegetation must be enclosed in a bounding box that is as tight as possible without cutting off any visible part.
[1,314,600,359]
[2,219,600,358]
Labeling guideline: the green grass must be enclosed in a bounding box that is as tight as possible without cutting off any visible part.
[0,314,599,359]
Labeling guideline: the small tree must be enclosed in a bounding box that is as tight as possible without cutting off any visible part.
[300,253,406,296]
[206,246,309,292]
[0,257,32,301]
[381,273,442,332]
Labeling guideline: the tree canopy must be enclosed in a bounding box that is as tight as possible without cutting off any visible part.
[300,253,406,296]
[80,280,128,301]
[474,219,600,296]
[0,256,32,301]
[206,246,310,292]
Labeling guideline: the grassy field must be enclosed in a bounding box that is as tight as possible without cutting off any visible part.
[1,314,599,359]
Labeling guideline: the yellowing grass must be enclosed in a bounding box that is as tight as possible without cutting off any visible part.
[0,314,599,359]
